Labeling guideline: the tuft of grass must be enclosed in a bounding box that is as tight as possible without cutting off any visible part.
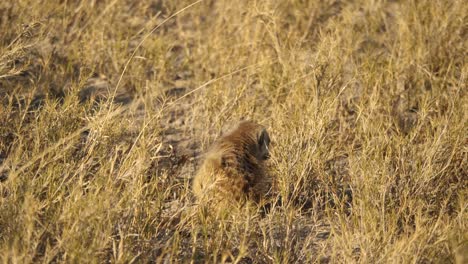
[0,0,466,263]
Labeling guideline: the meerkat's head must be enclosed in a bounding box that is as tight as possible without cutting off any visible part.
[232,120,271,161]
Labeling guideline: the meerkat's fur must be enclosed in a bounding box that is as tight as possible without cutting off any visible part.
[193,121,272,209]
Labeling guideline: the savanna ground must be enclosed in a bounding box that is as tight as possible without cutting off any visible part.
[0,0,467,263]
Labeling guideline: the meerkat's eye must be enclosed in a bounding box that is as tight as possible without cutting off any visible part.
[258,129,270,160]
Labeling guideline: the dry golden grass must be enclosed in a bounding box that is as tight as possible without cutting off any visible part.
[0,0,467,263]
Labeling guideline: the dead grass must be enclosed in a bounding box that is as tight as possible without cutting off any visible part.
[0,0,467,263]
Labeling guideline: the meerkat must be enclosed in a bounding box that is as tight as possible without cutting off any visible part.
[192,121,273,209]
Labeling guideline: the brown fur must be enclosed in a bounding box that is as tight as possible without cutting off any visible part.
[193,121,272,208]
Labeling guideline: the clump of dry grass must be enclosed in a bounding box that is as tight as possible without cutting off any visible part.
[0,0,466,263]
